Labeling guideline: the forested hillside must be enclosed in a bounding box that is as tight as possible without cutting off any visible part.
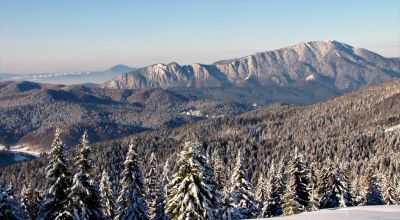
[0,81,252,151]
[0,79,399,219]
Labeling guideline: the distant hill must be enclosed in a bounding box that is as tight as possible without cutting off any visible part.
[104,41,400,93]
[0,65,137,85]
[0,81,253,154]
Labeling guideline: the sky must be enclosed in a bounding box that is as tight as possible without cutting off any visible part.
[0,0,399,73]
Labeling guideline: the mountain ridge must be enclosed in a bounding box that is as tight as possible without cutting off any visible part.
[104,40,400,91]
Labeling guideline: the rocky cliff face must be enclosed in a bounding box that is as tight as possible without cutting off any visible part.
[104,41,400,91]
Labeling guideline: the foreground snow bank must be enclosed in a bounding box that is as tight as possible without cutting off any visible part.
[256,205,400,220]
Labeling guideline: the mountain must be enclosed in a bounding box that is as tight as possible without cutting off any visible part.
[104,41,400,92]
[0,65,136,85]
[0,81,253,156]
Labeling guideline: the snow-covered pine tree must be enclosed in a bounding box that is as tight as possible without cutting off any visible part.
[212,150,227,196]
[21,183,43,220]
[317,165,354,209]
[0,183,24,220]
[152,160,172,220]
[68,131,106,220]
[284,151,311,212]
[100,170,116,219]
[165,141,221,220]
[225,151,261,219]
[319,166,335,208]
[261,165,284,218]
[145,153,159,220]
[382,177,399,205]
[115,140,148,220]
[154,159,172,220]
[37,128,72,220]
[256,172,270,205]
[363,168,385,205]
[282,183,301,216]
[256,166,272,218]
[307,165,319,212]
[338,167,356,207]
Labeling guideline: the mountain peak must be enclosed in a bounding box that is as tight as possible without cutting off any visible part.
[104,41,400,91]
[108,64,133,73]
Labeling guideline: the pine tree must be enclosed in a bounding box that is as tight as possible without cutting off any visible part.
[0,183,24,220]
[282,183,301,216]
[21,183,43,220]
[339,168,356,207]
[307,165,319,212]
[100,170,116,219]
[382,178,399,205]
[284,152,311,212]
[154,159,172,220]
[256,172,270,205]
[115,140,148,220]
[38,128,72,220]
[363,169,385,205]
[212,150,227,196]
[165,141,221,220]
[317,165,354,209]
[68,131,106,220]
[145,153,159,220]
[225,151,261,219]
[261,165,284,217]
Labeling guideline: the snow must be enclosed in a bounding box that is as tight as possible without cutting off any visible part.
[9,144,42,157]
[0,144,8,151]
[385,124,400,133]
[255,205,400,220]
[305,74,315,81]
[180,109,204,117]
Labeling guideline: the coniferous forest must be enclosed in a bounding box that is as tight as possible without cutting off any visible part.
[1,79,400,219]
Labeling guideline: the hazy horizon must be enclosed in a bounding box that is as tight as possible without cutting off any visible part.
[1,0,399,73]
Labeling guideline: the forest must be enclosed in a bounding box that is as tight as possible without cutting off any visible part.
[1,79,400,219]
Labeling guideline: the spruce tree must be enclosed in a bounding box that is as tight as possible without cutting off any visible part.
[0,183,24,220]
[338,168,356,207]
[165,141,221,220]
[21,183,43,220]
[145,153,159,220]
[262,165,284,217]
[282,183,301,216]
[256,172,270,205]
[307,165,319,212]
[154,159,172,220]
[284,152,311,212]
[364,169,385,205]
[225,151,261,219]
[38,128,72,220]
[68,131,106,220]
[100,170,116,219]
[382,179,399,205]
[115,140,148,220]
[212,150,227,196]
[317,165,354,209]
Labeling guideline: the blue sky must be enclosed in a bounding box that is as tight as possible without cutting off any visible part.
[1,0,399,73]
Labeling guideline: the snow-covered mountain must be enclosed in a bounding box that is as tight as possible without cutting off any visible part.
[0,64,136,85]
[104,41,400,92]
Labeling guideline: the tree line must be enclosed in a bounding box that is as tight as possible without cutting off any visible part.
[1,129,399,220]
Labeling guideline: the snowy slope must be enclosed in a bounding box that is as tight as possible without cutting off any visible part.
[385,123,400,132]
[256,206,400,220]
